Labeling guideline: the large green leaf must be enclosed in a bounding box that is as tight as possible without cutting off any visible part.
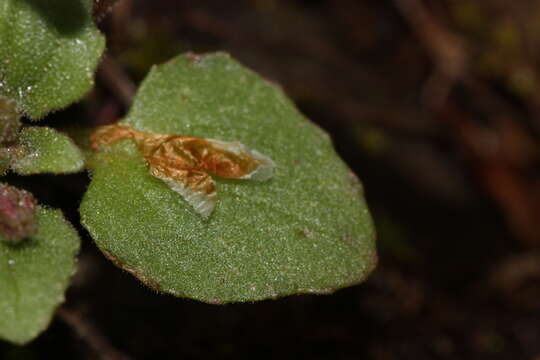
[11,127,84,175]
[0,0,105,119]
[81,53,376,303]
[0,207,80,345]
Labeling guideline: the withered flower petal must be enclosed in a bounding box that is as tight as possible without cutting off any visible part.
[91,124,274,217]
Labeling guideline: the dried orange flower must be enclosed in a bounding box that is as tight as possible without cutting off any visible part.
[90,124,274,217]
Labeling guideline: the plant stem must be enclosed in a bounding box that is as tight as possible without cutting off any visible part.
[56,307,132,360]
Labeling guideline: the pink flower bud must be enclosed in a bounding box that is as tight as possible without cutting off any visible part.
[0,184,38,244]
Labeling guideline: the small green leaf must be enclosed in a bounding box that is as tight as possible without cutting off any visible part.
[0,207,80,345]
[0,0,105,119]
[81,53,376,303]
[11,127,84,175]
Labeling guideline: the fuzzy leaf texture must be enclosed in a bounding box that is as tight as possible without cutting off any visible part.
[0,0,105,119]
[0,207,80,344]
[80,53,377,303]
[11,127,84,175]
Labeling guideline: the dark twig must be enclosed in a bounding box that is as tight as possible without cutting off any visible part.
[394,0,540,247]
[57,307,132,360]
[98,55,136,108]
[393,0,467,110]
[93,0,120,22]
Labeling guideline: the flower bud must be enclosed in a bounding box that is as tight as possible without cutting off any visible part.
[0,184,38,244]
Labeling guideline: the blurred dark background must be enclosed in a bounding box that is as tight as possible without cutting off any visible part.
[3,0,540,359]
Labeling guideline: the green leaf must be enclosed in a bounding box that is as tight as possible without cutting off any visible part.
[0,207,80,345]
[11,127,84,175]
[0,0,105,119]
[81,53,376,303]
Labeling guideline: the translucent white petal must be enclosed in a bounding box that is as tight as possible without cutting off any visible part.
[154,175,217,218]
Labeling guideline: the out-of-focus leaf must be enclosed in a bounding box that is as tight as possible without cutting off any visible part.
[0,207,80,345]
[11,127,84,175]
[0,0,105,119]
[81,53,376,303]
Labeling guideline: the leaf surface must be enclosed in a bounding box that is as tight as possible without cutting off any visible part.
[11,127,84,175]
[0,207,80,344]
[81,53,376,303]
[0,0,105,119]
